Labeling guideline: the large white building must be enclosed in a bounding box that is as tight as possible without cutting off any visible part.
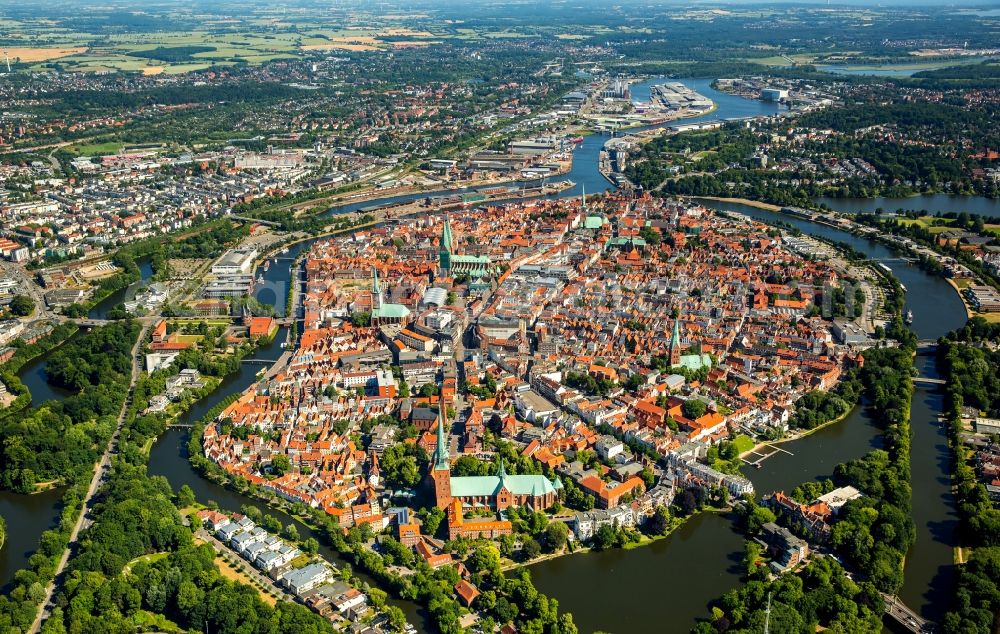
[211,248,258,276]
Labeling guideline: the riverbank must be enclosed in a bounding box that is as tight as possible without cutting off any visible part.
[272,157,574,217]
[1,322,78,422]
[697,196,781,212]
[739,404,858,462]
[499,506,726,575]
[945,278,976,319]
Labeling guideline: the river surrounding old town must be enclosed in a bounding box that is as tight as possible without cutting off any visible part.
[0,78,978,632]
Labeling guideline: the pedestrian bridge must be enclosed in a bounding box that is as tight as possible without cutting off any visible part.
[913,376,946,387]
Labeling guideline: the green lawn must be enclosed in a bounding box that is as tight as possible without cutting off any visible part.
[894,216,956,234]
[66,141,124,157]
[731,434,756,455]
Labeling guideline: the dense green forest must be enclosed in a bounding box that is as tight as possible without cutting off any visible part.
[829,346,916,593]
[128,45,216,63]
[0,321,140,493]
[0,321,141,632]
[43,83,311,115]
[905,61,1000,90]
[691,554,884,633]
[936,319,1000,633]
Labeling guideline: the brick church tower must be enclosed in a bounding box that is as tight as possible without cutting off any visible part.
[430,396,452,509]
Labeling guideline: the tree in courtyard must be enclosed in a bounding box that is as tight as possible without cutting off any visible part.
[421,506,446,537]
[270,454,291,476]
[682,399,707,419]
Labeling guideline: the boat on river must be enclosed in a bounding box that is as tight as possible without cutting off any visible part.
[905,310,914,325]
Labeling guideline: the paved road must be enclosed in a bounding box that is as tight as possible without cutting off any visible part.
[0,260,60,322]
[29,321,151,634]
[881,592,936,633]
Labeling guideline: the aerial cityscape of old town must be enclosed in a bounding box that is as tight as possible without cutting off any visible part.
[2,1,1000,633]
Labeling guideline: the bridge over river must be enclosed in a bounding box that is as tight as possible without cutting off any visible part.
[882,593,936,633]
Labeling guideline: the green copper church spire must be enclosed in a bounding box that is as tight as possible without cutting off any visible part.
[372,266,382,309]
[669,317,681,365]
[439,217,453,271]
[434,395,449,470]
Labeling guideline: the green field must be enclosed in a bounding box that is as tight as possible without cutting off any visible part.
[65,141,124,157]
[6,21,452,73]
[731,434,756,456]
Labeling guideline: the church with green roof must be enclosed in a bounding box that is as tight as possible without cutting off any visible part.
[668,317,712,372]
[438,216,495,292]
[370,266,411,325]
[429,402,562,512]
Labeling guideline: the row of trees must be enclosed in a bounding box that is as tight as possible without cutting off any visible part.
[0,321,142,630]
[0,479,89,632]
[828,346,916,593]
[936,321,1000,633]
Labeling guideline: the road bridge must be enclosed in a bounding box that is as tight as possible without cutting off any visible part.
[230,214,282,227]
[240,358,283,365]
[881,593,935,633]
[72,319,112,327]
